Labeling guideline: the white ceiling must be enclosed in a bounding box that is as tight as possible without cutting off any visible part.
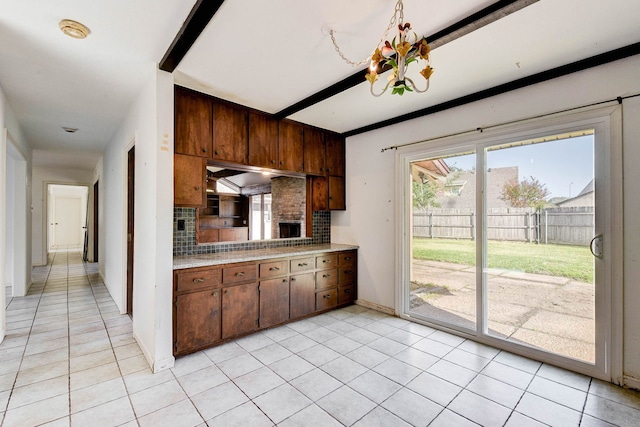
[1,0,639,171]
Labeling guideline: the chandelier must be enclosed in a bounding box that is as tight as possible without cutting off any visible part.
[330,0,434,96]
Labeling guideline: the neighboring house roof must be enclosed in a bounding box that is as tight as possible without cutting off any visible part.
[556,179,594,207]
[411,159,451,184]
[433,166,518,209]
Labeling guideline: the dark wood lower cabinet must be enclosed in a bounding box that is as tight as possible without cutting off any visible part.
[174,250,357,356]
[259,278,290,329]
[175,289,221,354]
[290,273,315,319]
[222,282,259,339]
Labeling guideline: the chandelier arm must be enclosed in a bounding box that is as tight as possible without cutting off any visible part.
[370,80,392,97]
[405,77,430,93]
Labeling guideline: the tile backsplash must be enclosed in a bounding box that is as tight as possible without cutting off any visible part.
[173,208,331,256]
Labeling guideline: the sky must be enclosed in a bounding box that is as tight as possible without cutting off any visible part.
[443,135,594,199]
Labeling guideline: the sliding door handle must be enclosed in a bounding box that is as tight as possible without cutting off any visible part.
[590,234,603,258]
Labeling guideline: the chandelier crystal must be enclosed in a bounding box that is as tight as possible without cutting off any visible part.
[330,0,433,96]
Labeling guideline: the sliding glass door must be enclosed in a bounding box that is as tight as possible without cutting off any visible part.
[399,109,620,379]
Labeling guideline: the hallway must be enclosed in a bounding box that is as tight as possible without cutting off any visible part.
[2,251,640,426]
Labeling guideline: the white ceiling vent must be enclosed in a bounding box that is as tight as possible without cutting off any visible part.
[62,127,79,133]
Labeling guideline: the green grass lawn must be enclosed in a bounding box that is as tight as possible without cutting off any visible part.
[413,238,594,282]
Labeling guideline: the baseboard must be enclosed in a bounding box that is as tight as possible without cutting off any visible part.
[355,299,396,316]
[623,375,640,391]
[132,329,175,374]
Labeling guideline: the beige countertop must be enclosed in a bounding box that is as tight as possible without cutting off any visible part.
[173,243,359,270]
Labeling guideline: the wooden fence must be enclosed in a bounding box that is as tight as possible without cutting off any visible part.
[413,206,594,246]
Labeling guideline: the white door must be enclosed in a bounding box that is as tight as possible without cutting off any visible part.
[53,197,82,248]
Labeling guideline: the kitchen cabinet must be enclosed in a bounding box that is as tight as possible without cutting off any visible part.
[197,194,249,243]
[325,133,345,177]
[174,289,221,354]
[173,249,357,355]
[303,126,325,175]
[249,112,279,168]
[174,154,206,207]
[310,175,345,211]
[329,176,346,210]
[278,120,304,173]
[174,87,212,157]
[212,101,248,164]
[222,282,259,339]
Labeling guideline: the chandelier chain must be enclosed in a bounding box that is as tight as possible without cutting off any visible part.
[330,0,405,67]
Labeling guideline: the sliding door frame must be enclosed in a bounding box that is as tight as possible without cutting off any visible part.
[395,105,623,382]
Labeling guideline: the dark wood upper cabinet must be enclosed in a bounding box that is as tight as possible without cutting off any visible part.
[278,120,304,173]
[174,154,206,207]
[325,133,345,177]
[212,101,248,164]
[329,176,346,210]
[249,112,279,168]
[174,87,212,157]
[303,126,325,176]
[311,176,329,211]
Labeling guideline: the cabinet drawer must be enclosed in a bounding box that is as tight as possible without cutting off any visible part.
[339,267,356,286]
[338,285,356,304]
[222,263,257,284]
[316,289,338,311]
[338,251,356,267]
[315,269,338,290]
[290,257,314,273]
[316,254,337,270]
[259,260,288,278]
[175,268,221,292]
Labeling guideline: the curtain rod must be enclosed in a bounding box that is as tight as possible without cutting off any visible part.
[381,92,640,153]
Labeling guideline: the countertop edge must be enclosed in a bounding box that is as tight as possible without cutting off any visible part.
[173,243,359,270]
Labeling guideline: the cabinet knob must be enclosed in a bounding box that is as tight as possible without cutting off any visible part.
[344,270,352,274]
[202,148,208,153]
[213,291,218,297]
[271,160,276,164]
[345,257,352,261]
[320,167,324,171]
[195,187,201,191]
[344,289,351,294]
[282,279,287,283]
[323,260,331,264]
[224,290,229,295]
[291,277,296,281]
[323,274,331,278]
[323,294,331,299]
[327,168,331,173]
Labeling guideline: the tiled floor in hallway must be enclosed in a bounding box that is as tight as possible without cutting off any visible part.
[1,251,640,426]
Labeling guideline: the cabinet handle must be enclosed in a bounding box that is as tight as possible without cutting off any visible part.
[344,270,352,274]
[192,278,206,283]
[215,150,219,155]
[269,267,280,271]
[323,274,331,278]
[282,279,287,283]
[327,168,331,173]
[298,263,308,267]
[291,277,296,281]
[345,257,352,261]
[271,160,276,164]
[323,259,332,263]
[236,272,246,277]
[320,167,324,172]
[323,294,331,299]
[344,289,351,294]
[202,148,208,153]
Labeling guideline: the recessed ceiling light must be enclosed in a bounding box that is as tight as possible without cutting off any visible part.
[62,127,79,133]
[59,19,90,39]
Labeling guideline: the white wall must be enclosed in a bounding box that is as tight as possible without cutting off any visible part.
[332,55,640,387]
[0,83,31,342]
[31,168,93,265]
[99,68,174,372]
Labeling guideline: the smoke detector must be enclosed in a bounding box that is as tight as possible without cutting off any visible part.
[59,19,90,39]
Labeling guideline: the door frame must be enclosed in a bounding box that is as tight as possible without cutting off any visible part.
[395,105,623,382]
[122,137,135,316]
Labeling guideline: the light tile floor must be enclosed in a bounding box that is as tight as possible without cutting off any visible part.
[1,250,640,426]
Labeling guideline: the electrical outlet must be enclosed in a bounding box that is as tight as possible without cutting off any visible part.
[177,219,185,231]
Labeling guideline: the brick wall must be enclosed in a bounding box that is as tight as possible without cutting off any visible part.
[271,177,306,238]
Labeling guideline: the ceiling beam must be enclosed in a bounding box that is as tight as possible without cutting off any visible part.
[159,0,226,72]
[273,0,538,120]
[343,41,640,138]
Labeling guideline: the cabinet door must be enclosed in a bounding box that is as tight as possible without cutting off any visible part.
[174,154,206,207]
[249,112,279,168]
[213,101,248,164]
[325,133,345,177]
[259,277,290,329]
[290,273,315,319]
[303,126,325,175]
[328,176,345,210]
[278,121,304,172]
[311,176,328,211]
[174,87,212,157]
[175,289,221,354]
[222,283,259,339]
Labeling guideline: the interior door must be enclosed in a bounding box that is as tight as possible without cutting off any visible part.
[54,197,82,247]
